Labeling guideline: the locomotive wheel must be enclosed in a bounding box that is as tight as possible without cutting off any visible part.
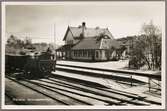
[38,70,48,78]
[23,65,30,79]
[24,66,35,79]
[24,70,31,79]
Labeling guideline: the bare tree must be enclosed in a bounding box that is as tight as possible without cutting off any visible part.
[141,20,161,70]
[129,20,161,70]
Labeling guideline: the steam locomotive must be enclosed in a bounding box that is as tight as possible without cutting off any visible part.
[5,48,56,79]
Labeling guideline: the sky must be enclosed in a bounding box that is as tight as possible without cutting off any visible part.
[5,2,165,45]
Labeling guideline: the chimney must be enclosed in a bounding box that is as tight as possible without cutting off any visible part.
[82,22,86,37]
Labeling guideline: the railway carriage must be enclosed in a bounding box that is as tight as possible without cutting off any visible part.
[5,49,56,79]
[5,54,29,72]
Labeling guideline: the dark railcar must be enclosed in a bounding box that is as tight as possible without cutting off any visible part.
[5,54,29,72]
[5,51,56,79]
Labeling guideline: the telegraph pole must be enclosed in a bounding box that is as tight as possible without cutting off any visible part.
[54,23,56,46]
[54,23,57,61]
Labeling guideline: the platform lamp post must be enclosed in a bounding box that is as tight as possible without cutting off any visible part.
[54,23,57,71]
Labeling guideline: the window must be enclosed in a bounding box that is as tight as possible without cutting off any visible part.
[79,50,81,57]
[74,51,76,56]
[88,50,91,57]
[81,50,83,57]
[83,50,87,57]
[76,51,78,57]
[96,51,99,58]
[82,50,84,57]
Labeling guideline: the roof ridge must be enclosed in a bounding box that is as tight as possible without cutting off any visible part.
[69,26,108,30]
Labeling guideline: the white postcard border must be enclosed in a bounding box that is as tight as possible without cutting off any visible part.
[1,1,166,109]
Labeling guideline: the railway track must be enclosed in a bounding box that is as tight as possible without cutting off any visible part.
[54,63,161,103]
[55,64,149,85]
[5,72,161,105]
[6,76,86,105]
[55,64,161,91]
[56,63,161,80]
[5,62,161,105]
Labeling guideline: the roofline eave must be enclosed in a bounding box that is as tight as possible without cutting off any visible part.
[63,26,70,41]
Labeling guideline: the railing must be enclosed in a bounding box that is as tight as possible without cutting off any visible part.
[56,63,161,92]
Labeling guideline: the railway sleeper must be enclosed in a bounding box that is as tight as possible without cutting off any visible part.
[55,67,146,87]
[27,79,114,105]
[47,77,142,99]
[41,76,151,105]
[6,76,71,105]
[39,78,143,105]
[32,79,122,105]
[50,73,151,105]
[35,82,109,105]
[22,79,94,105]
[5,76,64,105]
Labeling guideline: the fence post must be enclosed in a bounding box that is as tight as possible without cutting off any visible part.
[131,75,133,86]
[148,77,151,92]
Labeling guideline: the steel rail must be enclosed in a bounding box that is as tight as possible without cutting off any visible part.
[56,64,161,80]
[6,76,69,105]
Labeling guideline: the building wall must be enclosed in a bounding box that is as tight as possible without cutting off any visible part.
[70,49,111,61]
[101,50,107,60]
[121,50,126,59]
[65,31,79,45]
[95,50,107,61]
[62,48,118,61]
[71,50,93,61]
[65,31,74,44]
[95,50,117,61]
[109,50,117,59]
[66,51,71,59]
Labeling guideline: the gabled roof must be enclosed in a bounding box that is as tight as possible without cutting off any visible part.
[56,44,74,51]
[72,37,100,50]
[100,39,120,49]
[63,26,114,41]
[72,37,120,50]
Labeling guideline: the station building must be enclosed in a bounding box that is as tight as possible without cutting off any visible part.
[57,22,120,61]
